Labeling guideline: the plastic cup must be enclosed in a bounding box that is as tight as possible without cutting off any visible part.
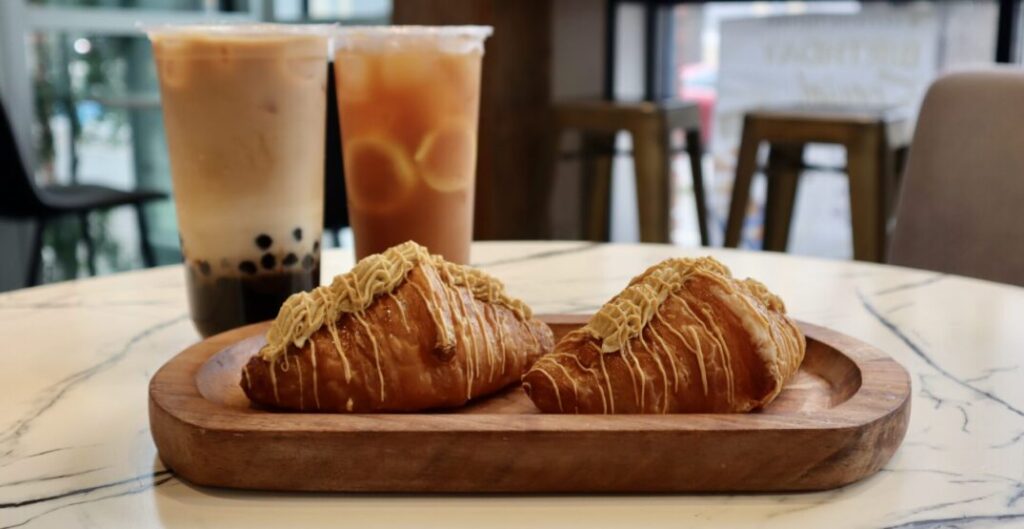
[332,26,492,264]
[146,24,330,337]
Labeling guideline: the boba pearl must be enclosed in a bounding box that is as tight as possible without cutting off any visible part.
[198,260,212,276]
[313,241,320,252]
[261,253,277,270]
[283,253,298,266]
[293,227,302,241]
[302,254,315,270]
[239,261,258,275]
[255,234,273,250]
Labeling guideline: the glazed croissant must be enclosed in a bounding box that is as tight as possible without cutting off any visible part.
[241,241,554,412]
[523,256,804,414]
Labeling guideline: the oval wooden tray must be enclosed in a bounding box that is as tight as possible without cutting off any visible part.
[149,315,911,493]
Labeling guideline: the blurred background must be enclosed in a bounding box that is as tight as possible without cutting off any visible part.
[0,0,1020,291]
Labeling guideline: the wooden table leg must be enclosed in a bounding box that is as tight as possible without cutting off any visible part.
[725,117,760,247]
[762,143,804,252]
[685,128,710,246]
[845,127,886,262]
[632,118,671,243]
[581,131,617,241]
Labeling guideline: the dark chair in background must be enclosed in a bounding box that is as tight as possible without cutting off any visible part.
[0,99,165,286]
[323,63,350,246]
[889,69,1024,287]
[724,105,911,262]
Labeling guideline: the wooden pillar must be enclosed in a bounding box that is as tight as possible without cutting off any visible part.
[393,0,553,240]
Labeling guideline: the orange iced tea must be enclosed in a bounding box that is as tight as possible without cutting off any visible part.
[333,26,491,264]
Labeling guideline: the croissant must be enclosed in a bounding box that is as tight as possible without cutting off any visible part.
[523,256,804,414]
[241,241,554,412]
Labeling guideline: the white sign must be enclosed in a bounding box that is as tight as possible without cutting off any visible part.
[714,7,940,159]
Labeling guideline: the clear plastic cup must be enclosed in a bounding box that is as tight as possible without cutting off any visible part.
[146,24,331,337]
[332,26,492,264]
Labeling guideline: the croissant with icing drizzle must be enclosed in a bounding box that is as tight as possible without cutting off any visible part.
[241,241,554,412]
[523,256,805,414]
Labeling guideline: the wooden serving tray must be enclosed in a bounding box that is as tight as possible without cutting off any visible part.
[149,315,911,493]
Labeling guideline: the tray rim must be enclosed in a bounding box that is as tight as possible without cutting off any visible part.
[150,316,910,433]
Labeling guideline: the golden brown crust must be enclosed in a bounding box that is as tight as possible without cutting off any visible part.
[523,257,804,414]
[242,261,554,412]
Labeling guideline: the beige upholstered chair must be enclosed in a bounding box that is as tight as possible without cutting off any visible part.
[889,68,1024,287]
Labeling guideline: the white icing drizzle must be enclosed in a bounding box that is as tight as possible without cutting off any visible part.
[639,327,670,412]
[407,280,453,351]
[352,311,385,403]
[242,365,252,390]
[653,310,703,395]
[621,340,646,408]
[486,304,508,376]
[387,291,411,333]
[296,355,304,409]
[445,282,475,400]
[310,339,321,410]
[648,323,681,389]
[598,350,615,413]
[549,360,580,412]
[468,294,497,382]
[536,368,564,412]
[269,358,280,404]
[325,321,352,383]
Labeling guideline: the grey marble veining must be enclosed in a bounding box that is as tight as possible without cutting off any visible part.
[1,242,1022,529]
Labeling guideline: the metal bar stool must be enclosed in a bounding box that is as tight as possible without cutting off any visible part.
[549,99,709,245]
[724,105,911,262]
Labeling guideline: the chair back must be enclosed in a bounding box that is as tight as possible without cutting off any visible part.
[0,98,45,218]
[889,68,1024,286]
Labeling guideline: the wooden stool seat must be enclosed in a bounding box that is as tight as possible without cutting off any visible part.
[724,104,911,262]
[549,99,709,245]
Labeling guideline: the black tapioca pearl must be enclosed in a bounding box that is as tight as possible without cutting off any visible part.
[313,240,320,252]
[198,260,212,276]
[283,253,298,266]
[255,234,273,249]
[302,253,315,270]
[239,261,258,274]
[261,253,277,270]
[292,227,302,241]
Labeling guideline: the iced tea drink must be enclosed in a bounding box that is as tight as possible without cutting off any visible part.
[147,25,329,337]
[333,26,491,264]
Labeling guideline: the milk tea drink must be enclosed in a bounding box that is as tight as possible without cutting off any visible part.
[148,25,328,336]
[333,26,491,264]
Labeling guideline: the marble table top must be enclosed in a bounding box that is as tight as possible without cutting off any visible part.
[1,242,1022,529]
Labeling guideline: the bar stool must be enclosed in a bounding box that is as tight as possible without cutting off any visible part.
[724,105,911,262]
[548,99,709,245]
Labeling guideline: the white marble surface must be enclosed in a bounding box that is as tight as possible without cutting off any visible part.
[1,242,1022,529]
